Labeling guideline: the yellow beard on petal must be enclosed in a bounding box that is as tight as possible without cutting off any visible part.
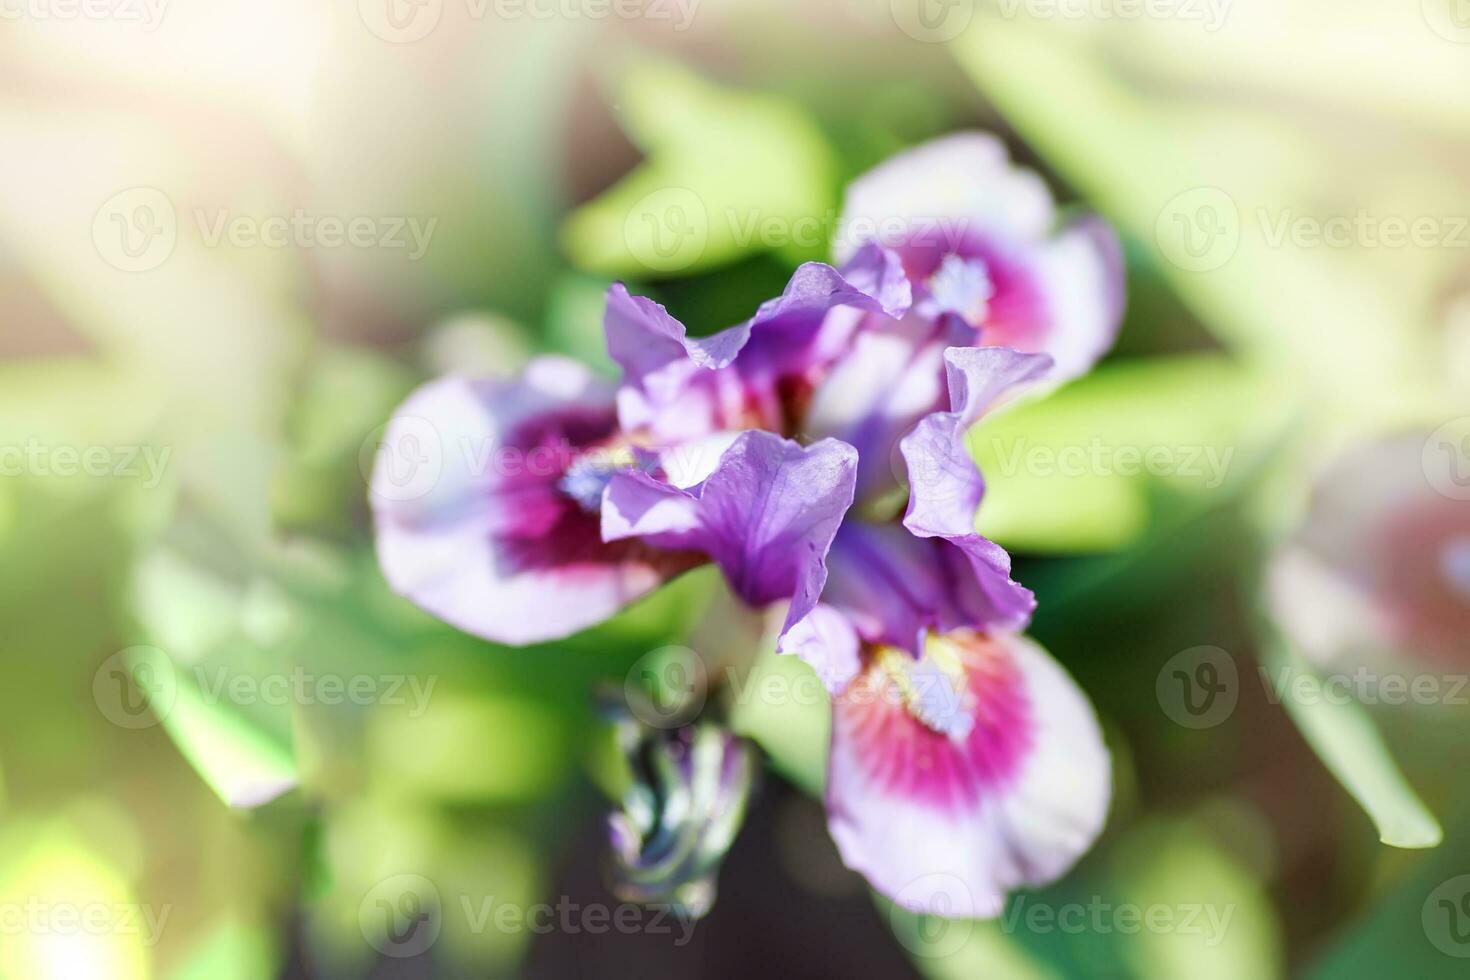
[873,634,977,741]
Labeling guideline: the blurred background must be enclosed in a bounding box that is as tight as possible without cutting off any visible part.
[2,0,1470,976]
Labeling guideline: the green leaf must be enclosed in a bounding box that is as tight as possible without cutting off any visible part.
[561,60,836,278]
[972,355,1291,553]
[141,647,298,810]
[950,16,1462,423]
[893,817,1282,980]
[1262,638,1441,849]
[1305,813,1470,978]
[543,272,618,376]
[367,693,566,803]
[728,645,829,796]
[168,917,277,980]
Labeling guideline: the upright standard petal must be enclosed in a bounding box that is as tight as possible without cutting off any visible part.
[603,431,858,647]
[901,345,1054,539]
[826,630,1111,918]
[608,247,911,443]
[371,357,697,645]
[834,133,1124,383]
[834,133,1057,263]
[797,346,1050,660]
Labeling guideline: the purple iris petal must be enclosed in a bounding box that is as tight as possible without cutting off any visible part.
[901,345,1053,539]
[801,313,950,506]
[826,631,1110,918]
[822,521,1034,657]
[780,602,862,694]
[603,431,858,646]
[608,245,912,442]
[834,131,1124,383]
[371,358,698,646]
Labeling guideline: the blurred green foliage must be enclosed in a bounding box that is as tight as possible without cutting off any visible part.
[2,3,1468,978]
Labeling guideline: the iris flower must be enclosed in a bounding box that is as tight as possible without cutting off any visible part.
[372,134,1124,917]
[1270,431,1470,670]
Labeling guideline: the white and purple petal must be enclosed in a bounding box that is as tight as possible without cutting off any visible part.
[802,314,949,504]
[608,246,912,442]
[370,357,698,646]
[834,132,1124,383]
[826,630,1111,918]
[901,345,1054,539]
[834,133,1057,264]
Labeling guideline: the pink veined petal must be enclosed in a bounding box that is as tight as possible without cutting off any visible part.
[1017,215,1125,383]
[370,358,697,646]
[835,133,1124,385]
[826,631,1111,918]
